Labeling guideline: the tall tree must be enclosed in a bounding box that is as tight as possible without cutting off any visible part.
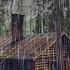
[54,0,62,70]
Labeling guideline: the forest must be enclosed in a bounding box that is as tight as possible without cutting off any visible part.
[0,0,70,37]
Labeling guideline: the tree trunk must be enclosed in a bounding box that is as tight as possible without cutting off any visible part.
[54,0,62,70]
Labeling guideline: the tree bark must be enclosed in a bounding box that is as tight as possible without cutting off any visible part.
[54,0,62,70]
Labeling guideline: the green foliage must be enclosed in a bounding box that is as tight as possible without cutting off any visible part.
[0,2,8,36]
